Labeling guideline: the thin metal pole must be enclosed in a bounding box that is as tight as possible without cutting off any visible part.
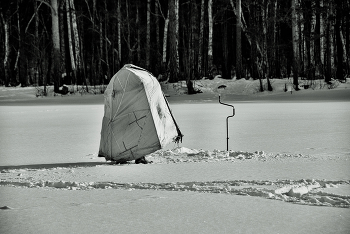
[219,95,235,151]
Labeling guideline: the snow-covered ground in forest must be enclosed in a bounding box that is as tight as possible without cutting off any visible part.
[1,77,350,234]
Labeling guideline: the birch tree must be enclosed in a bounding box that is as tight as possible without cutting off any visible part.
[162,9,169,66]
[324,1,332,83]
[168,0,179,82]
[104,0,110,80]
[59,0,66,85]
[301,0,312,80]
[146,0,151,69]
[198,0,205,77]
[236,0,242,79]
[230,0,263,62]
[13,1,21,85]
[69,0,85,88]
[262,0,272,90]
[51,0,60,93]
[155,1,160,72]
[66,0,75,82]
[208,0,213,78]
[0,6,11,86]
[126,0,131,62]
[34,1,40,85]
[137,3,141,63]
[314,0,321,78]
[117,0,121,68]
[335,0,344,81]
[291,0,299,89]
[175,0,179,71]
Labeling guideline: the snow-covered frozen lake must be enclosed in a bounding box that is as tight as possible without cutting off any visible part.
[171,101,350,158]
[0,101,349,166]
[1,88,350,234]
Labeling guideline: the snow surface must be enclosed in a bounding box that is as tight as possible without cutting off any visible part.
[1,78,350,234]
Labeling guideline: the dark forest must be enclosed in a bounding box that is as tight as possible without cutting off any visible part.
[0,0,349,94]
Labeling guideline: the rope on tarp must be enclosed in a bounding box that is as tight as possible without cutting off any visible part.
[126,63,183,144]
[163,94,183,144]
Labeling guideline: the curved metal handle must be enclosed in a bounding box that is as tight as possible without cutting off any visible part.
[219,95,235,117]
[219,95,235,151]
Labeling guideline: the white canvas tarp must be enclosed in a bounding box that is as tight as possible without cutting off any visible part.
[98,64,182,162]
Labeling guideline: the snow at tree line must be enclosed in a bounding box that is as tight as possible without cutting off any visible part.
[0,77,350,234]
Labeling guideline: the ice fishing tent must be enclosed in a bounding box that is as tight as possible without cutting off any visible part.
[98,64,183,162]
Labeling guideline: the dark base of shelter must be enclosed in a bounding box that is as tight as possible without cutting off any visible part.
[98,154,152,165]
[135,156,152,164]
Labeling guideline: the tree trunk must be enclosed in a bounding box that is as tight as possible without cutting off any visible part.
[14,1,21,85]
[104,0,110,81]
[346,0,350,76]
[273,0,281,78]
[66,0,75,85]
[146,0,151,69]
[69,0,87,90]
[155,1,160,73]
[208,0,213,78]
[198,0,205,78]
[344,1,350,75]
[99,21,103,83]
[175,0,179,73]
[126,0,131,63]
[35,1,40,85]
[302,0,312,80]
[320,0,325,67]
[335,0,344,81]
[324,1,332,83]
[314,0,321,78]
[291,0,299,90]
[247,3,259,79]
[1,11,11,86]
[162,9,169,66]
[59,0,66,85]
[117,0,121,68]
[168,0,179,82]
[51,0,61,93]
[91,0,96,86]
[137,4,141,64]
[222,9,231,80]
[230,0,263,59]
[236,0,242,79]
[189,1,198,80]
[262,0,272,91]
[70,0,80,72]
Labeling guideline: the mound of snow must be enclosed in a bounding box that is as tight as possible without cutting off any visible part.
[145,147,312,164]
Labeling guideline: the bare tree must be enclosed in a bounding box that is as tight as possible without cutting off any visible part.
[162,8,169,67]
[198,0,205,78]
[301,0,312,80]
[146,0,151,69]
[291,0,299,90]
[314,0,322,79]
[208,0,213,78]
[335,0,344,81]
[324,0,332,83]
[136,3,141,63]
[236,0,242,79]
[0,7,11,86]
[59,0,66,86]
[117,0,121,67]
[51,0,60,93]
[168,0,179,82]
